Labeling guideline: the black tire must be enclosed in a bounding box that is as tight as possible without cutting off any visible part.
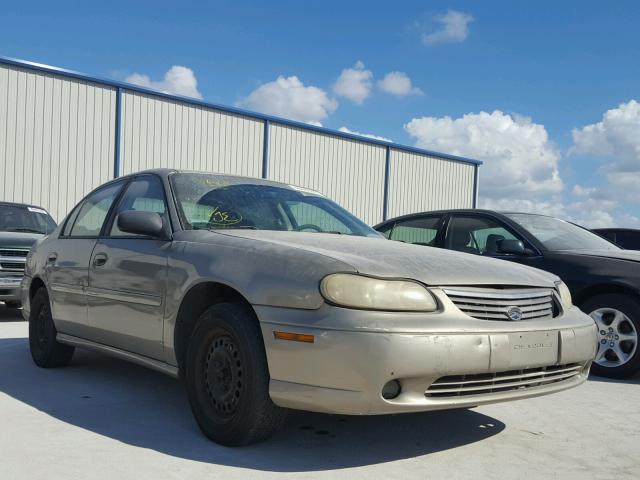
[29,288,75,368]
[4,301,21,309]
[581,293,640,379]
[184,302,287,446]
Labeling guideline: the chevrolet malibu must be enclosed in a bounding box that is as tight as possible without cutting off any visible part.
[23,170,597,446]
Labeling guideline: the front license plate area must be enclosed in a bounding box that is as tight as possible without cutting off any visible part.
[508,330,558,366]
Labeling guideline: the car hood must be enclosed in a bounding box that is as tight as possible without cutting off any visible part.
[556,249,640,263]
[0,231,43,248]
[217,230,559,288]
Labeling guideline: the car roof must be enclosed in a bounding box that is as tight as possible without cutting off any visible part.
[374,209,557,227]
[0,200,49,211]
[119,168,323,194]
[592,228,640,233]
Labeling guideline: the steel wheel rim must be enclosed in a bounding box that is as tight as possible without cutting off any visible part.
[203,334,243,417]
[590,307,638,368]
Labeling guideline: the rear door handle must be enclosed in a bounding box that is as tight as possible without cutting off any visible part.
[93,253,108,267]
[47,253,58,264]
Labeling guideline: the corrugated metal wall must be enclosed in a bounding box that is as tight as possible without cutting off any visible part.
[0,59,479,226]
[0,64,116,221]
[387,150,476,219]
[120,91,263,178]
[268,124,387,225]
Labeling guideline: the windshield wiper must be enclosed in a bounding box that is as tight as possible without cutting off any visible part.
[208,225,258,230]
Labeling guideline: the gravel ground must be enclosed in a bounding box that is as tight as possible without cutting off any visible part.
[1,306,638,480]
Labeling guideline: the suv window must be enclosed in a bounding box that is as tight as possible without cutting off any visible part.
[68,182,124,237]
[0,204,56,234]
[390,216,442,246]
[447,216,520,255]
[110,176,168,236]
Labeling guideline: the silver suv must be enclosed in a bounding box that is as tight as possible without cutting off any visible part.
[0,202,56,308]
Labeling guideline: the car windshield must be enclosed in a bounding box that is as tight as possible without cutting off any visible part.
[170,173,380,237]
[505,213,619,251]
[0,204,56,234]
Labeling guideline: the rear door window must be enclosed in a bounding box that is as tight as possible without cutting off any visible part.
[389,216,442,246]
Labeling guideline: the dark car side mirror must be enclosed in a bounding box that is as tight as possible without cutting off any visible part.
[496,239,527,255]
[117,211,165,238]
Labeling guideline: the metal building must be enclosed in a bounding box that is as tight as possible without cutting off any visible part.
[0,56,481,224]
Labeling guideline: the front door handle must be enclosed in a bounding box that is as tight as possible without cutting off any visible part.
[93,253,108,267]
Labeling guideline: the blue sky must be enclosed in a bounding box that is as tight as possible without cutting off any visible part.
[2,1,639,226]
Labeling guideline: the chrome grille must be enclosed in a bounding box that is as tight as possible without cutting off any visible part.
[0,249,29,257]
[444,287,557,321]
[0,261,25,271]
[425,363,583,398]
[0,249,28,272]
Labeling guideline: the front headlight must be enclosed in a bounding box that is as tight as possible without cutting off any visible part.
[320,273,438,312]
[555,281,573,307]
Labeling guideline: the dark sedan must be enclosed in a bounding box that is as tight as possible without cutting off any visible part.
[375,210,640,379]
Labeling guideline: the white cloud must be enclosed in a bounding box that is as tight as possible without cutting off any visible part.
[572,185,597,197]
[126,66,203,99]
[422,10,474,46]
[569,99,640,220]
[239,75,338,125]
[333,61,373,104]
[405,110,562,199]
[377,72,423,97]
[338,126,392,142]
[571,99,640,173]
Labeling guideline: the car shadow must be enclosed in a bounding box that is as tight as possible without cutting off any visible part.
[0,305,24,322]
[0,336,505,472]
[588,372,640,385]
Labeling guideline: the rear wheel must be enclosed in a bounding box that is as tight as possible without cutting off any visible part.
[582,293,640,379]
[184,303,287,446]
[29,288,75,368]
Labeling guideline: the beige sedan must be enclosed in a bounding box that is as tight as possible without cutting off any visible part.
[22,170,597,445]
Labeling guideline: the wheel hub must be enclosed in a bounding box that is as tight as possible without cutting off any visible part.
[204,335,243,416]
[590,308,638,368]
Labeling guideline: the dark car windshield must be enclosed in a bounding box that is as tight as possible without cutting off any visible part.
[170,173,380,237]
[0,204,56,234]
[505,213,619,252]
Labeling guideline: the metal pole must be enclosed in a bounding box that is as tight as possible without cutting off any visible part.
[382,146,391,221]
[113,87,123,178]
[262,120,270,179]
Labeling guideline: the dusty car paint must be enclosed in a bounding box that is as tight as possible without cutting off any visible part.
[23,169,597,415]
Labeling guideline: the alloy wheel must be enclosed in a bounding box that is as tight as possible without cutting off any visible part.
[590,308,638,368]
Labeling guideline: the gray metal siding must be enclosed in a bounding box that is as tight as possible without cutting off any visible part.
[0,64,116,221]
[388,149,476,218]
[120,91,263,177]
[267,124,386,225]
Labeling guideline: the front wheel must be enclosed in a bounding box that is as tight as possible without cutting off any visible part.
[29,288,75,367]
[582,293,640,379]
[184,303,287,446]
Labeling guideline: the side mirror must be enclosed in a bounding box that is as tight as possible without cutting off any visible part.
[497,239,526,255]
[117,211,165,238]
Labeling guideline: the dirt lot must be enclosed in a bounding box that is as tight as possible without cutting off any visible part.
[1,306,638,480]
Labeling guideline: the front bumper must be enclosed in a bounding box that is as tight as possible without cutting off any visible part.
[257,303,597,415]
[0,275,23,303]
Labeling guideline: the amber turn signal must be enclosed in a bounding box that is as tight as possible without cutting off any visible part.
[273,331,315,343]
